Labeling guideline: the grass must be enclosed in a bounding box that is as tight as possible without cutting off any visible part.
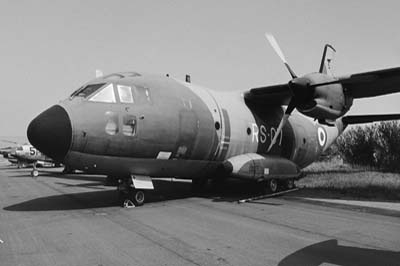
[297,158,400,201]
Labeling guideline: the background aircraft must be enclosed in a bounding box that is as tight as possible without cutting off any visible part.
[27,35,400,206]
[0,140,60,176]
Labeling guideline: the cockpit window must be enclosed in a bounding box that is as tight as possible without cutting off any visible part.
[89,84,116,103]
[117,85,134,103]
[71,83,106,98]
[16,147,23,151]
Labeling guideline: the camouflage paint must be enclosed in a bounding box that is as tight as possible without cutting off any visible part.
[50,73,341,178]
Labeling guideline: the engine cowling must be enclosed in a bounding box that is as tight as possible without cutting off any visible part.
[293,73,353,122]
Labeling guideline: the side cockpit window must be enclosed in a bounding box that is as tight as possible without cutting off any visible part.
[71,83,106,98]
[89,84,116,103]
[117,85,134,103]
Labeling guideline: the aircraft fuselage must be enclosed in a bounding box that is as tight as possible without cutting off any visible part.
[28,73,341,179]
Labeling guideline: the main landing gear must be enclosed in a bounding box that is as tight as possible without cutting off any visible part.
[117,175,154,208]
[264,178,296,193]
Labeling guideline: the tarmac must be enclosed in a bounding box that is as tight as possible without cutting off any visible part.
[0,160,399,266]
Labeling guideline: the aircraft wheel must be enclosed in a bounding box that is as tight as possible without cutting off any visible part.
[267,178,278,193]
[129,189,145,206]
[286,179,295,190]
[31,169,39,177]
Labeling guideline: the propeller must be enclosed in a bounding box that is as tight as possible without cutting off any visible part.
[265,33,315,152]
[265,34,297,79]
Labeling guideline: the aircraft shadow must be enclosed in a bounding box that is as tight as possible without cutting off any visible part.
[4,190,118,211]
[8,169,272,203]
[278,239,400,266]
[3,179,276,211]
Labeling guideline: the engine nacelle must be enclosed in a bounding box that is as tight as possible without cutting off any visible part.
[223,153,301,180]
[295,73,353,122]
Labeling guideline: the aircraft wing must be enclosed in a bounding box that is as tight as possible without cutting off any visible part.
[341,114,400,125]
[338,66,400,98]
[245,66,400,104]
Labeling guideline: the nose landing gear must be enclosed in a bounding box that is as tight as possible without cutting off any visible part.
[117,175,154,208]
[120,188,145,207]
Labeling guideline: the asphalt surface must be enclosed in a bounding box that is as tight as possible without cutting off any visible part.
[0,162,399,266]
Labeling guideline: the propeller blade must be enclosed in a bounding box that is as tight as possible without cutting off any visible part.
[265,33,297,78]
[267,114,289,152]
[267,99,296,152]
[285,99,297,115]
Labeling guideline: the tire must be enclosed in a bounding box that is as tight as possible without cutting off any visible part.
[31,170,39,177]
[268,179,278,193]
[286,179,295,190]
[130,189,145,206]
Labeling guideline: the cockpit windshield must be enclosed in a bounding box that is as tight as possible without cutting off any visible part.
[70,83,106,98]
[89,84,116,103]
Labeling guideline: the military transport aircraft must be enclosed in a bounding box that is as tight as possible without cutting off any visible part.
[27,34,400,206]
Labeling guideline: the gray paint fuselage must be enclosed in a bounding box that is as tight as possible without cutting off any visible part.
[59,74,340,178]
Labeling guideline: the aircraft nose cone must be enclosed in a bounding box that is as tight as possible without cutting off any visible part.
[27,105,72,162]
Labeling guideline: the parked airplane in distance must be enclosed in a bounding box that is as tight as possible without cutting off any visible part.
[2,143,60,176]
[27,34,400,206]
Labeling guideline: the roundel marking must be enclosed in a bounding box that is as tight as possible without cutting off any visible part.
[317,127,327,147]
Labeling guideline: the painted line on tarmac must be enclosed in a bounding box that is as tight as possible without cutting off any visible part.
[238,188,300,204]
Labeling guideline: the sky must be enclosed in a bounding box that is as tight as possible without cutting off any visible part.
[0,0,400,138]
